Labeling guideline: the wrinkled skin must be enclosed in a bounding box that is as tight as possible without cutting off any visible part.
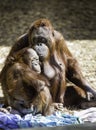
[23,48,41,74]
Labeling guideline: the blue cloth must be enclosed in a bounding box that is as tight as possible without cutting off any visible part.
[0,111,80,130]
[0,112,19,130]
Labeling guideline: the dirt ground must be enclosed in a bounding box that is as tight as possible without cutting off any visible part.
[0,0,96,97]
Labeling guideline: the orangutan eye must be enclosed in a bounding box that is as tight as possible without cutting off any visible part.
[41,23,45,27]
[33,37,38,44]
[41,38,47,43]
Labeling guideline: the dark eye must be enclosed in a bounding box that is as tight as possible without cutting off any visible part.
[33,37,38,44]
[41,38,47,43]
[41,23,45,27]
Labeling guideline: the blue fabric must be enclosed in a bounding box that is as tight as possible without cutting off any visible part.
[0,111,19,130]
[0,111,80,130]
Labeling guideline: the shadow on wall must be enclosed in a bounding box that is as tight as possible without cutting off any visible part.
[0,0,96,46]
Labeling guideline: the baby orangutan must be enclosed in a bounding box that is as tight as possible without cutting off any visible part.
[1,48,60,116]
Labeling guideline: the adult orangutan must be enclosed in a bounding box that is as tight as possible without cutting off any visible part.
[0,48,56,116]
[1,18,96,108]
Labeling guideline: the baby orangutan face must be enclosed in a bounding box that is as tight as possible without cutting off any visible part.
[23,48,41,74]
